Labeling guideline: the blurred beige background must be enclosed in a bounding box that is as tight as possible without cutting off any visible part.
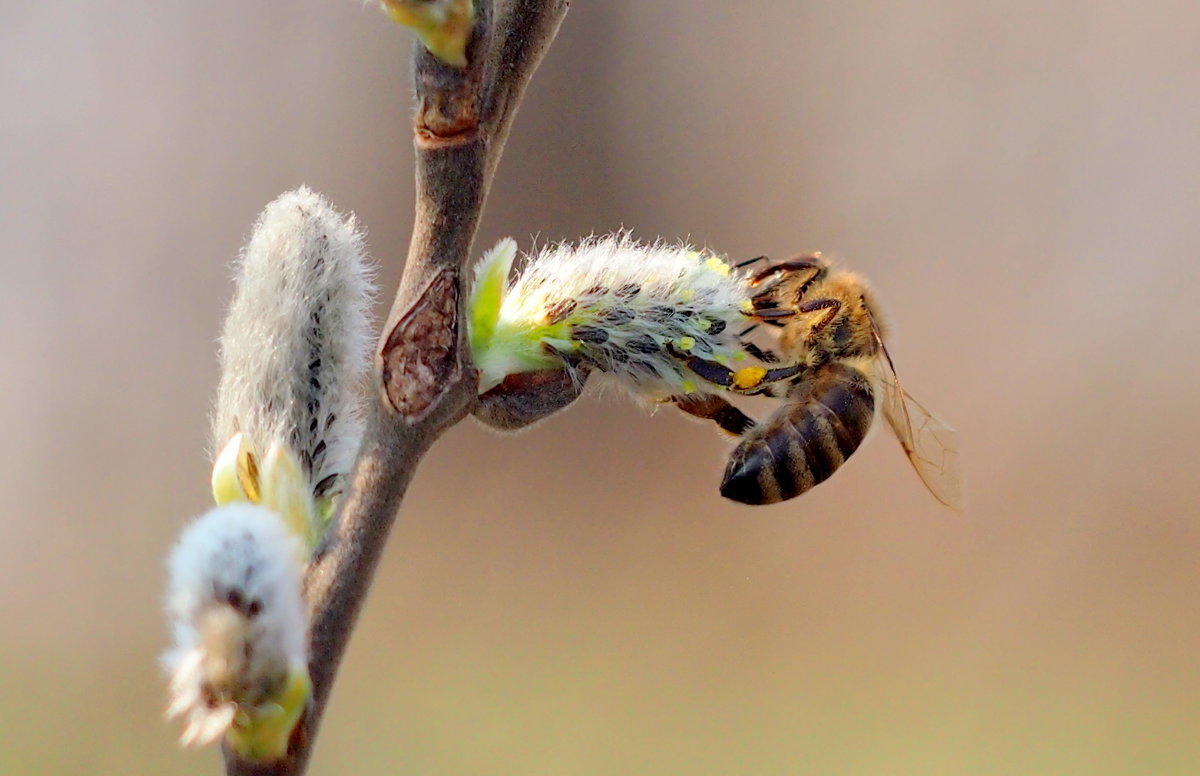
[2,1,1198,774]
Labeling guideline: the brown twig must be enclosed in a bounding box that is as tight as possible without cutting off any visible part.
[222,2,569,773]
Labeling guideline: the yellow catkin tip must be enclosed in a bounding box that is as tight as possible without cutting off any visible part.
[732,366,767,390]
[211,433,262,505]
[739,299,754,313]
[261,444,318,553]
[380,0,473,67]
[677,336,696,351]
[697,318,712,331]
[226,666,311,762]
[681,380,696,394]
[733,350,748,362]
[211,434,250,505]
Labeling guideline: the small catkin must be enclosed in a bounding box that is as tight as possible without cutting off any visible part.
[377,0,474,67]
[212,187,375,503]
[163,504,309,749]
[469,234,756,400]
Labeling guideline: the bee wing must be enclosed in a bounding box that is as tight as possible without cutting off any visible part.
[869,324,965,510]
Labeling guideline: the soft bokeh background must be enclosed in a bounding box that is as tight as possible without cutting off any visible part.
[3,1,1198,774]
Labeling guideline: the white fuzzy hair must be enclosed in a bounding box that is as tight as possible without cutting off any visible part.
[163,504,308,746]
[472,234,756,399]
[212,187,375,500]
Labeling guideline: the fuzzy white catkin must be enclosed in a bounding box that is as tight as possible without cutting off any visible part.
[212,187,375,499]
[473,234,755,398]
[163,504,308,746]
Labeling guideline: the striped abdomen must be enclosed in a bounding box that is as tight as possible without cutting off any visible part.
[720,361,876,505]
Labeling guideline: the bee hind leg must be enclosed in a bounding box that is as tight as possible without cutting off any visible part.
[673,393,756,436]
[666,344,802,393]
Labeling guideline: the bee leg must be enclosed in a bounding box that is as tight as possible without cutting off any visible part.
[747,256,826,288]
[748,363,807,390]
[797,298,841,335]
[742,342,779,363]
[734,255,770,269]
[748,304,797,320]
[666,344,803,392]
[741,318,788,333]
[672,393,756,436]
[474,367,588,432]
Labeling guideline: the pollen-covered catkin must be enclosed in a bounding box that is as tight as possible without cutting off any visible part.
[469,235,755,399]
[212,187,375,504]
[163,504,309,751]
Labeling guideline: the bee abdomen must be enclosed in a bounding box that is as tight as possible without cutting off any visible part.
[720,362,875,505]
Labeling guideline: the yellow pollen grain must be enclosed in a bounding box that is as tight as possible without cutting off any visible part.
[733,366,767,390]
[705,256,731,276]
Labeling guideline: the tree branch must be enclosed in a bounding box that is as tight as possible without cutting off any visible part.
[222,2,569,773]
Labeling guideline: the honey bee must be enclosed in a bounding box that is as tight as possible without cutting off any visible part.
[713,254,964,508]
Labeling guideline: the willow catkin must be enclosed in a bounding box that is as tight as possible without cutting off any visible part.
[163,504,308,751]
[211,186,375,503]
[469,234,758,400]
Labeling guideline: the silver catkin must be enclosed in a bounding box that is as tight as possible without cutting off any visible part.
[211,187,375,500]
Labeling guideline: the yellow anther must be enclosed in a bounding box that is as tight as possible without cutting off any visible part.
[733,350,748,362]
[739,299,754,313]
[211,433,263,505]
[705,256,731,277]
[237,447,261,504]
[212,433,251,505]
[677,336,696,351]
[682,379,696,394]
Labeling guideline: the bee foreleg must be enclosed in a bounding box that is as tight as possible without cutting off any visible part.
[748,303,796,320]
[734,255,770,269]
[747,256,826,288]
